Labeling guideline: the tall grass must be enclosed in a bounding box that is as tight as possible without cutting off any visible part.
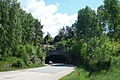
[60,66,120,80]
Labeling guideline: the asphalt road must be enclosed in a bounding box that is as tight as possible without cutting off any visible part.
[0,64,75,80]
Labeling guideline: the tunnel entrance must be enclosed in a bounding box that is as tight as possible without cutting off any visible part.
[45,55,68,64]
[45,50,71,64]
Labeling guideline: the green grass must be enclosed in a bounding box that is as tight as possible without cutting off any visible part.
[0,57,46,72]
[59,67,90,80]
[59,66,120,80]
[0,64,45,72]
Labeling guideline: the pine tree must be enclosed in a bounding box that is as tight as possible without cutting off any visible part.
[0,0,11,56]
[21,12,35,44]
[34,19,43,46]
[9,0,22,55]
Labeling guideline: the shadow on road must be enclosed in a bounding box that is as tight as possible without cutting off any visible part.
[51,63,74,67]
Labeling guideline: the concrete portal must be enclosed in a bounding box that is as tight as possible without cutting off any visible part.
[45,50,71,64]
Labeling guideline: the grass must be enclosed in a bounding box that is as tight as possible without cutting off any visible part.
[0,57,46,72]
[59,66,120,80]
[0,64,45,72]
[59,67,90,80]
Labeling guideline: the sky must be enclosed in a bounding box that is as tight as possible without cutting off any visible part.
[19,0,104,37]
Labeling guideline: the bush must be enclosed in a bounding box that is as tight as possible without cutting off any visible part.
[12,59,25,68]
[15,44,46,66]
[16,45,30,65]
[111,56,120,67]
[70,40,83,65]
[36,47,46,64]
[0,57,25,71]
[56,39,74,52]
[70,35,120,71]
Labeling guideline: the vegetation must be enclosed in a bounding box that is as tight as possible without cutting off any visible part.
[60,66,120,80]
[59,0,120,80]
[0,0,120,79]
[0,0,46,71]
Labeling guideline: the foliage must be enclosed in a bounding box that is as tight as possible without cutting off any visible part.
[76,6,101,39]
[0,0,44,56]
[0,0,46,71]
[44,32,53,44]
[60,66,120,80]
[0,57,25,70]
[0,0,22,56]
[34,19,43,46]
[12,59,25,68]
[21,12,35,44]
[70,35,120,70]
[59,0,120,80]
[59,67,90,80]
[16,45,30,65]
[98,0,120,38]
[16,44,46,65]
[0,57,45,71]
[55,39,74,52]
[54,26,75,42]
[36,47,46,64]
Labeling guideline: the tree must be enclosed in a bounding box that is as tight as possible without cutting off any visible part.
[44,32,52,44]
[0,0,22,56]
[98,0,120,38]
[0,0,10,56]
[58,27,66,40]
[0,0,46,67]
[55,26,75,42]
[54,35,61,42]
[34,19,43,46]
[20,11,35,44]
[97,5,107,33]
[76,6,100,40]
[65,26,74,39]
[9,0,22,49]
[104,0,120,34]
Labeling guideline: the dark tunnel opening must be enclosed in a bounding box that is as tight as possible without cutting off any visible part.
[45,55,68,64]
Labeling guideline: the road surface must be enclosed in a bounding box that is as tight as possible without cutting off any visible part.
[0,64,74,80]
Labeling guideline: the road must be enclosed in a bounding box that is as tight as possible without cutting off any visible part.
[0,64,75,80]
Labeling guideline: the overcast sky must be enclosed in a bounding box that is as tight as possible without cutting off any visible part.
[19,0,104,37]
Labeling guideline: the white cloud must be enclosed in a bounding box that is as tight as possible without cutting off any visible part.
[19,0,77,37]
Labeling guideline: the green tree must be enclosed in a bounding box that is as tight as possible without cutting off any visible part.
[55,26,75,42]
[0,0,22,56]
[0,0,10,56]
[76,6,100,40]
[98,0,120,38]
[44,32,52,44]
[34,19,43,46]
[65,26,74,39]
[20,12,35,44]
[104,0,120,34]
[9,0,22,54]
[54,35,61,42]
[97,5,107,33]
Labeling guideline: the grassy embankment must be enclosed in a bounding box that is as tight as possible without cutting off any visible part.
[0,57,45,72]
[60,66,120,80]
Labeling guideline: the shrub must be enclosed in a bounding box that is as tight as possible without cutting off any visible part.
[16,45,30,65]
[70,40,83,65]
[0,57,25,70]
[14,44,46,66]
[36,47,46,64]
[12,59,25,68]
[70,35,120,71]
[25,44,40,65]
[111,56,120,67]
